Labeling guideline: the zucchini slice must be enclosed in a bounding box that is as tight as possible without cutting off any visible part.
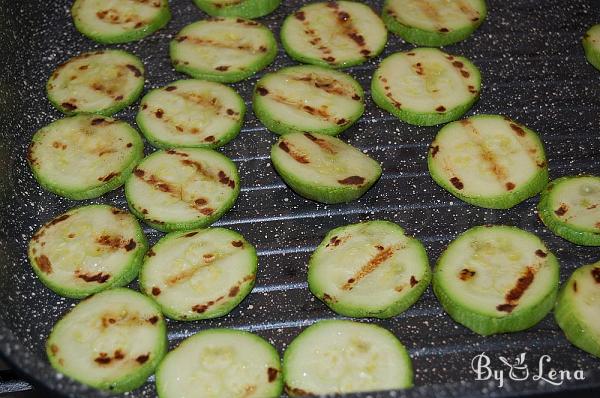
[308,220,430,318]
[555,261,600,358]
[382,0,487,47]
[193,0,281,19]
[136,79,245,149]
[537,175,600,246]
[283,320,413,396]
[281,1,387,68]
[433,225,559,336]
[71,0,171,44]
[47,50,145,116]
[139,227,257,320]
[156,329,283,398]
[28,205,147,299]
[271,132,381,204]
[46,288,167,392]
[372,48,481,126]
[583,25,600,71]
[253,65,364,136]
[428,114,549,209]
[170,17,277,83]
[125,148,240,232]
[28,114,144,200]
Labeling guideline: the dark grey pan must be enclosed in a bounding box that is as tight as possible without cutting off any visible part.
[0,0,599,397]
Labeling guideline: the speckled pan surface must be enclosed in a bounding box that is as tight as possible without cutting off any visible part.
[0,0,599,397]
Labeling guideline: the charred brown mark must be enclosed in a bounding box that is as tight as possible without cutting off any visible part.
[91,118,106,126]
[554,203,568,216]
[326,235,343,248]
[178,36,265,54]
[410,276,418,287]
[148,316,159,325]
[468,85,477,94]
[232,240,244,247]
[147,248,156,257]
[460,70,470,78]
[50,344,59,355]
[505,182,515,191]
[573,281,578,292]
[497,267,536,313]
[430,145,440,157]
[439,27,449,32]
[98,171,119,182]
[155,109,164,118]
[61,102,77,111]
[459,268,476,281]
[165,85,177,91]
[218,170,236,189]
[256,86,269,96]
[228,285,240,297]
[97,235,137,252]
[285,384,312,396]
[215,65,230,71]
[535,249,547,258]
[592,267,600,283]
[295,10,306,20]
[436,105,446,112]
[342,246,396,290]
[126,64,142,77]
[151,287,161,296]
[36,255,52,274]
[268,367,279,382]
[292,74,358,99]
[76,271,110,283]
[279,141,310,164]
[48,214,70,227]
[450,177,464,190]
[136,354,150,364]
[204,135,215,142]
[338,176,365,185]
[304,133,336,154]
[496,303,516,313]
[510,123,526,137]
[414,62,424,76]
[322,293,337,303]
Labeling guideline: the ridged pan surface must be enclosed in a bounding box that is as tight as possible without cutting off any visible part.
[0,0,599,397]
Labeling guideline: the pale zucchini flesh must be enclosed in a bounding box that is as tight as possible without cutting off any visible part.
[28,114,144,200]
[46,288,167,393]
[28,205,147,299]
[428,114,549,209]
[281,1,387,68]
[253,65,364,136]
[47,50,145,116]
[555,261,600,358]
[193,0,281,19]
[71,0,171,44]
[372,48,481,126]
[537,175,600,246]
[125,148,240,232]
[308,221,430,318]
[170,17,277,83]
[283,320,413,396]
[382,0,487,46]
[433,225,559,336]
[156,329,283,398]
[271,132,381,204]
[140,227,257,320]
[136,79,245,149]
[583,24,600,71]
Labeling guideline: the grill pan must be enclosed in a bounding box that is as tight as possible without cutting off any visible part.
[0,0,599,397]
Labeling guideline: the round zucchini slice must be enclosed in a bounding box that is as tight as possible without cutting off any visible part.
[28,205,147,299]
[253,65,364,136]
[136,80,245,149]
[71,0,171,44]
[372,48,481,126]
[170,17,277,83]
[428,114,549,209]
[47,50,145,116]
[537,175,600,246]
[583,25,600,71]
[555,261,600,358]
[271,132,381,204]
[308,220,430,318]
[156,329,282,398]
[281,1,387,69]
[125,148,240,232]
[140,227,257,320]
[46,288,167,393]
[433,225,559,336]
[192,0,281,19]
[283,320,413,396]
[382,0,487,47]
[28,114,144,200]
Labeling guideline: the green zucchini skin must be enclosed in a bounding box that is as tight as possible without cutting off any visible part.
[537,176,600,246]
[555,262,600,358]
[136,80,245,150]
[139,227,257,321]
[381,0,487,47]
[46,288,167,393]
[280,1,388,69]
[308,220,431,318]
[28,114,144,200]
[583,25,600,71]
[71,0,171,44]
[371,48,481,126]
[170,17,277,83]
[28,205,148,299]
[428,114,549,209]
[46,50,145,116]
[433,225,560,336]
[193,0,281,19]
[253,65,365,136]
[125,148,240,233]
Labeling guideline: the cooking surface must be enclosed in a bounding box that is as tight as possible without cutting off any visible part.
[0,0,599,397]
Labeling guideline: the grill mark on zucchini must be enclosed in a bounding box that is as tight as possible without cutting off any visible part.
[293,13,335,63]
[76,271,111,283]
[496,266,536,313]
[592,267,600,283]
[96,235,137,251]
[175,35,267,55]
[338,176,365,185]
[263,90,346,124]
[279,141,310,164]
[36,255,53,274]
[459,268,476,280]
[341,245,402,290]
[291,73,358,99]
[327,1,371,56]
[303,133,337,154]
